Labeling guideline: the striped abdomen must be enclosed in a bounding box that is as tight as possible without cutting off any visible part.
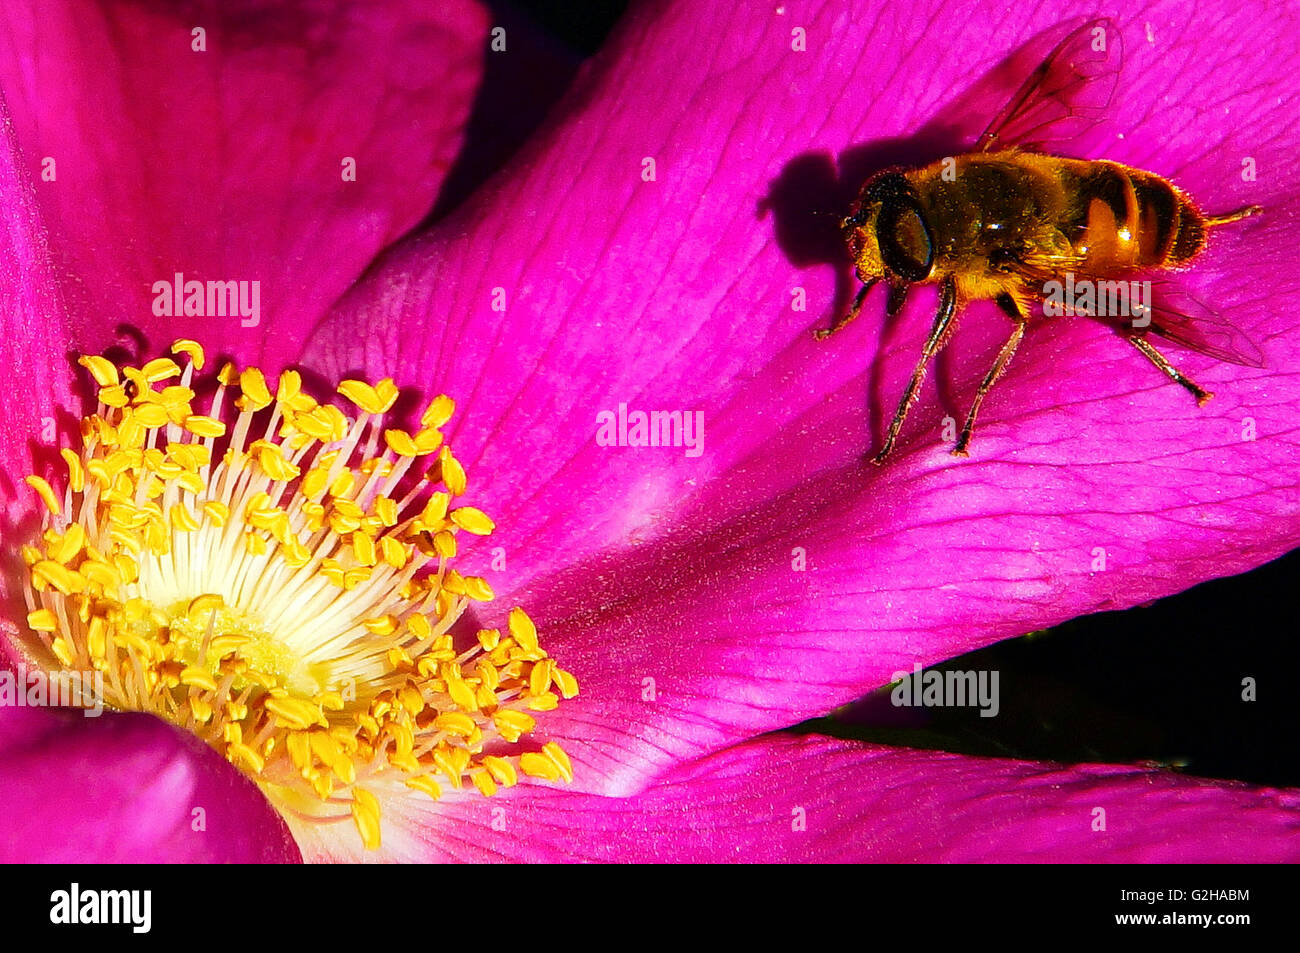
[1061,159,1205,273]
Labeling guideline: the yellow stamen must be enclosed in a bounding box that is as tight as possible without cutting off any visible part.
[350,788,382,849]
[171,339,206,370]
[438,447,467,496]
[450,506,496,535]
[26,609,58,632]
[78,354,119,387]
[24,476,61,515]
[422,395,455,429]
[16,341,578,854]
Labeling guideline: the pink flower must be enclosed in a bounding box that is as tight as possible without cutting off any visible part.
[2,0,1298,862]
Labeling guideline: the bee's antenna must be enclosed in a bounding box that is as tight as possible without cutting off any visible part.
[843,206,868,228]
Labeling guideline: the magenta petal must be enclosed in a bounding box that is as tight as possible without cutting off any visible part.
[321,734,1299,862]
[306,1,1300,789]
[0,98,79,657]
[0,0,488,372]
[0,102,75,507]
[0,706,300,862]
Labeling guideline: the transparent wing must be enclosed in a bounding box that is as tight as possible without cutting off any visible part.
[1144,281,1265,368]
[977,18,1122,153]
[1036,273,1265,367]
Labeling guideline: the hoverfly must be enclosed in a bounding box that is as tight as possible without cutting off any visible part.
[817,18,1264,463]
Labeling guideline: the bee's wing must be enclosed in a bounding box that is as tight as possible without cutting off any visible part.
[1144,280,1266,368]
[977,18,1122,153]
[1030,271,1265,368]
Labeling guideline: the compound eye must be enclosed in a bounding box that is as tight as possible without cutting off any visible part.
[894,208,931,270]
[879,202,933,281]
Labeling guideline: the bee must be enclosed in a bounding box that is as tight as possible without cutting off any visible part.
[817,18,1264,463]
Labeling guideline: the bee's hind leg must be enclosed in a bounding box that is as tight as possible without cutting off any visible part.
[952,295,1028,457]
[1127,335,1213,405]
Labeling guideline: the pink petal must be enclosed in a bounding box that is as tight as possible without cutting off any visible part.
[0,706,300,862]
[0,0,488,373]
[0,103,74,513]
[305,1,1300,790]
[296,733,1300,862]
[0,96,78,649]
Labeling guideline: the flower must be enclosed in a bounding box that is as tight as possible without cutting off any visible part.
[304,0,1300,857]
[15,340,580,853]
[3,0,1299,863]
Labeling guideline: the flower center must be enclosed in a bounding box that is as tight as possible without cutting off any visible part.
[18,339,577,851]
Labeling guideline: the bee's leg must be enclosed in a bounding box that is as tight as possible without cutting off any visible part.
[952,320,1027,457]
[871,276,957,465]
[1128,335,1214,405]
[814,279,877,340]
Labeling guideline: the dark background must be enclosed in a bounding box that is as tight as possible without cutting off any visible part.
[479,0,1299,788]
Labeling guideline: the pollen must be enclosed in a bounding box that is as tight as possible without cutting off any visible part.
[18,341,579,851]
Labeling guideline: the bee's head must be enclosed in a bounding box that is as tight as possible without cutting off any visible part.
[842,170,934,284]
